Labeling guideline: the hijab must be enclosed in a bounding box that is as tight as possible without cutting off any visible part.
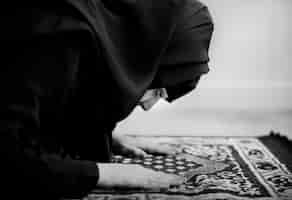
[2,0,213,122]
[0,0,213,162]
[65,0,213,121]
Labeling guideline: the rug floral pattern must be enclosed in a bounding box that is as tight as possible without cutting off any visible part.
[85,137,292,200]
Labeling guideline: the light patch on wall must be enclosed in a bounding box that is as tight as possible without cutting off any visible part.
[203,0,292,85]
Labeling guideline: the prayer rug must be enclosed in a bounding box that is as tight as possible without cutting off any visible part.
[82,133,292,200]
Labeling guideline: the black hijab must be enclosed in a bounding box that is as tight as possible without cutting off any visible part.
[66,0,213,121]
[0,0,213,162]
[2,0,213,122]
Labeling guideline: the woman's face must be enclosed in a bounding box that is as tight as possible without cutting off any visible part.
[139,88,168,111]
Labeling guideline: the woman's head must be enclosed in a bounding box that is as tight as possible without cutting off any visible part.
[148,2,214,102]
[94,0,213,121]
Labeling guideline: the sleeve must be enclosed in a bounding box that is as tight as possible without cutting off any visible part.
[0,36,99,199]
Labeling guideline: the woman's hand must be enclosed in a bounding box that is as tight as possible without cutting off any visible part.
[97,163,184,189]
[112,133,183,158]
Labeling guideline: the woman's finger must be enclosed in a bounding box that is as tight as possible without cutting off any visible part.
[131,147,148,158]
[150,172,184,189]
[122,145,148,158]
[143,144,182,155]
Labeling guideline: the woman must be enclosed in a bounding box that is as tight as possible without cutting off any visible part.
[0,0,213,199]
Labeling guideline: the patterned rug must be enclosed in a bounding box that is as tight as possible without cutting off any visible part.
[83,135,292,200]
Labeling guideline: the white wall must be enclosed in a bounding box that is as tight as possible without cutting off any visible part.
[115,0,292,137]
[202,0,292,87]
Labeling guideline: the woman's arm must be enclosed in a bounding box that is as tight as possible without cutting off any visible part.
[0,37,99,199]
[0,35,183,199]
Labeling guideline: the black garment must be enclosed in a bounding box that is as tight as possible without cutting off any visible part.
[0,0,213,199]
[1,35,103,199]
[66,0,213,120]
[151,0,214,101]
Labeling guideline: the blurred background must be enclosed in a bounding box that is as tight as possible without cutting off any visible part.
[115,0,292,138]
